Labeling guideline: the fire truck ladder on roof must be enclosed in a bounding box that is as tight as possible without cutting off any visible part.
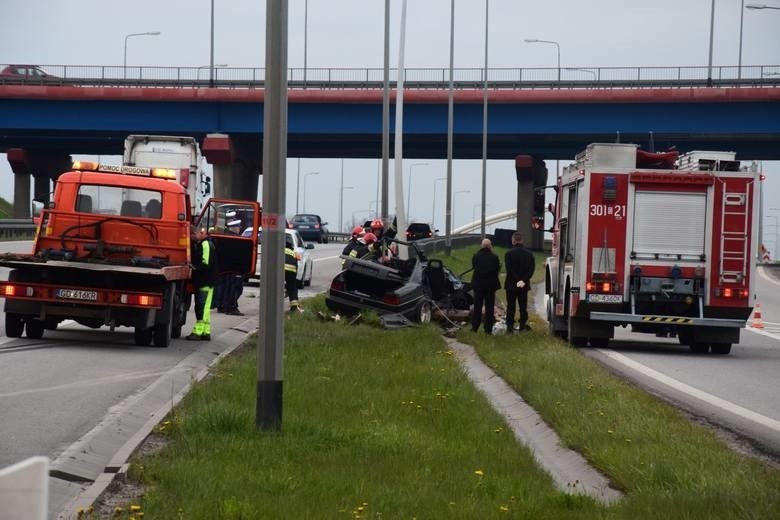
[719,180,751,285]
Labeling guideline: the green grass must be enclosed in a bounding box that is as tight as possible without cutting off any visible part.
[0,197,14,219]
[131,299,600,519]
[121,247,780,519]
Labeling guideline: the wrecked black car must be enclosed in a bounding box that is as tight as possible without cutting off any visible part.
[325,239,473,324]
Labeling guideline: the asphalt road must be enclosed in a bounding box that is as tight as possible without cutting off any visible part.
[0,240,344,516]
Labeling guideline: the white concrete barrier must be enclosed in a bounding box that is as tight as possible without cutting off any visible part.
[0,456,49,520]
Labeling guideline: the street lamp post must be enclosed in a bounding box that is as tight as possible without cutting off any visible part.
[407,162,429,222]
[123,31,161,79]
[431,177,446,230]
[453,189,470,231]
[303,171,319,213]
[304,0,309,83]
[339,186,354,233]
[209,0,215,87]
[707,0,715,86]
[473,203,489,228]
[524,38,560,81]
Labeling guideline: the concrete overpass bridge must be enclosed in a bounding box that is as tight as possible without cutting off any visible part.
[1,64,779,237]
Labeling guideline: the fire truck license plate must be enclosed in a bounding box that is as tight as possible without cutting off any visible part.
[587,294,623,303]
[56,289,98,301]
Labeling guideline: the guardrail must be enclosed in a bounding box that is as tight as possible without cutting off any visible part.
[2,64,779,90]
[0,219,37,241]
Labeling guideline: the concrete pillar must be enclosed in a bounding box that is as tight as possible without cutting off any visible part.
[203,133,261,202]
[13,174,30,219]
[514,155,548,251]
[33,176,51,203]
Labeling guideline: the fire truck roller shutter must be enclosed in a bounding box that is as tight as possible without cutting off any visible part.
[632,191,706,260]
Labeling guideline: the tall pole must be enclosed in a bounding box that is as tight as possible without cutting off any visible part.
[480,0,489,239]
[739,0,745,80]
[258,0,288,431]
[304,0,308,84]
[445,0,455,254]
[339,159,344,232]
[296,158,301,214]
[381,0,390,221]
[432,177,446,230]
[394,0,409,260]
[209,0,215,87]
[707,0,716,86]
[123,32,160,80]
[524,39,560,82]
[407,162,428,222]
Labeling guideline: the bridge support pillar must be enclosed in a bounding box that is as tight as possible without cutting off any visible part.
[514,155,548,251]
[203,133,261,203]
[7,149,70,218]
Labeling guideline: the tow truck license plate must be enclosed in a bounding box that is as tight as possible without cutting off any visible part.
[587,294,623,303]
[56,289,98,301]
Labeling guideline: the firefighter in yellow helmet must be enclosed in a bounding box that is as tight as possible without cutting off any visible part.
[285,235,301,312]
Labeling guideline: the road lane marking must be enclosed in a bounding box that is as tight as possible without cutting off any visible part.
[596,349,780,433]
[758,266,780,288]
[0,368,175,398]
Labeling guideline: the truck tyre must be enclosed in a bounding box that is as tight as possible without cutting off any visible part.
[25,319,45,340]
[414,300,433,324]
[5,313,24,338]
[171,289,186,339]
[710,343,732,355]
[134,327,153,346]
[589,337,609,348]
[297,276,305,289]
[689,343,709,354]
[153,321,171,348]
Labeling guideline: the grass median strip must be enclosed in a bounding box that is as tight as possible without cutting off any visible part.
[110,245,779,519]
[123,300,600,519]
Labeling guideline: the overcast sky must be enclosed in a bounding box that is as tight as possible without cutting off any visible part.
[2,0,779,244]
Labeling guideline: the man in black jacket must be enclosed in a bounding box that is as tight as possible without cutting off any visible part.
[504,231,535,333]
[471,238,501,334]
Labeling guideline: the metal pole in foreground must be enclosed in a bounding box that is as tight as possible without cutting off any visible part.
[381,0,390,222]
[738,0,745,80]
[257,0,288,431]
[445,0,455,255]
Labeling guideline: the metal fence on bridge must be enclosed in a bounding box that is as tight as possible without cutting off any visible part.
[2,64,779,89]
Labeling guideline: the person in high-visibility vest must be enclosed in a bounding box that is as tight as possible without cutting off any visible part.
[285,237,301,312]
[187,226,218,340]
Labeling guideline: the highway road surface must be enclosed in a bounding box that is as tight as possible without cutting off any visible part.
[0,240,343,516]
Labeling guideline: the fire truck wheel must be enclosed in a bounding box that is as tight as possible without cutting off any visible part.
[710,343,732,355]
[689,343,709,354]
[5,313,24,338]
[25,319,44,340]
[134,327,153,346]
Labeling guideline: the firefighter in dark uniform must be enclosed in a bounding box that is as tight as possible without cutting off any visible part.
[504,231,536,333]
[285,236,301,312]
[187,226,218,340]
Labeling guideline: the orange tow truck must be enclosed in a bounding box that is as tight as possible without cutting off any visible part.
[0,161,259,347]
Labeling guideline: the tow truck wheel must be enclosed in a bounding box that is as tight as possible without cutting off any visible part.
[5,313,24,338]
[710,343,732,355]
[415,300,433,324]
[25,319,44,340]
[153,322,171,348]
[134,327,153,346]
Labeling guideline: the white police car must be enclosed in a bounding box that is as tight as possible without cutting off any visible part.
[242,227,313,288]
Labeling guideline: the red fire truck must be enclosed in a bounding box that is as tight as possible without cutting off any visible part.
[545,143,758,355]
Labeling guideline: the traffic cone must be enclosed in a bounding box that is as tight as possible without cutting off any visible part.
[751,303,765,329]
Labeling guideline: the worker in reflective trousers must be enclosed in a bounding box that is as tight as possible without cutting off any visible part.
[285,237,301,313]
[187,226,218,340]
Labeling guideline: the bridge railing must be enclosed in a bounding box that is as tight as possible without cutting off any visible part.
[1,64,779,89]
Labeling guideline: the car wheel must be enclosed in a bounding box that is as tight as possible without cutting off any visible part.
[414,300,432,324]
